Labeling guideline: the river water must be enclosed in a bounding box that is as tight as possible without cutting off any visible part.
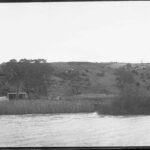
[0,112,150,146]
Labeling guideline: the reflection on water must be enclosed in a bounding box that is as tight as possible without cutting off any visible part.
[0,112,150,146]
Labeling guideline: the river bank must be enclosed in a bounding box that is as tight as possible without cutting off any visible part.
[1,95,150,115]
[95,96,150,116]
[0,99,97,115]
[0,93,115,115]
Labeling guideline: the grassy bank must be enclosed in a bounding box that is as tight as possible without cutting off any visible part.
[0,99,96,115]
[1,95,150,116]
[96,96,150,116]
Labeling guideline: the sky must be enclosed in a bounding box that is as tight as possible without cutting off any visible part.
[0,2,150,63]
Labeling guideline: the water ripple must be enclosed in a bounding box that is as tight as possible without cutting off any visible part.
[0,113,150,146]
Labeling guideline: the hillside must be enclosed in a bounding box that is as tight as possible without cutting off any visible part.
[48,62,150,100]
[1,60,150,101]
[49,62,118,98]
[1,60,150,115]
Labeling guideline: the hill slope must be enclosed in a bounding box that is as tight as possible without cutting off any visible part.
[48,62,150,99]
[2,60,150,100]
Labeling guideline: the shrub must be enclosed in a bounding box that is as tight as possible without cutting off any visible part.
[98,66,150,115]
[107,84,150,115]
[96,71,105,77]
[115,67,135,88]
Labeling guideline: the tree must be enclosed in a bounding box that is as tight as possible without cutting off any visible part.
[0,59,54,99]
[113,66,149,114]
[115,67,135,89]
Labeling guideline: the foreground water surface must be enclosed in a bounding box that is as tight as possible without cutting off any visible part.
[0,112,150,146]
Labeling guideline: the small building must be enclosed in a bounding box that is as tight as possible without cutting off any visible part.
[7,92,28,100]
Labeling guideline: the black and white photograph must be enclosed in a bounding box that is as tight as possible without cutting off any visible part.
[0,0,149,147]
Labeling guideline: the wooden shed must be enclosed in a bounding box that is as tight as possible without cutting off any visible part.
[7,92,28,100]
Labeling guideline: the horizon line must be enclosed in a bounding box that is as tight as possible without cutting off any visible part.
[1,59,150,64]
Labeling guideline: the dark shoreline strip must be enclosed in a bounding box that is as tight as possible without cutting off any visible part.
[0,0,145,3]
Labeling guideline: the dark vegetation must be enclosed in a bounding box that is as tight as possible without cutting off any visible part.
[0,59,53,99]
[1,60,150,115]
[0,99,95,115]
[97,65,150,115]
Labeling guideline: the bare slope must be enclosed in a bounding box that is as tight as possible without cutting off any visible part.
[49,62,150,100]
[49,62,122,99]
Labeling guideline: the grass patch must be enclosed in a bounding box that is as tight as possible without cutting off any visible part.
[0,99,96,115]
[96,96,150,116]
